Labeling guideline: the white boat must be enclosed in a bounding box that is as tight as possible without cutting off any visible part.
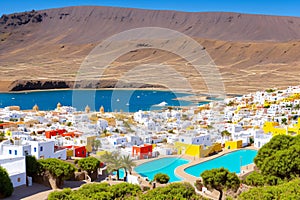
[155,101,168,106]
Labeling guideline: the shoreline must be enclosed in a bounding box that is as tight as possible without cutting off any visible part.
[1,87,193,94]
[0,88,241,104]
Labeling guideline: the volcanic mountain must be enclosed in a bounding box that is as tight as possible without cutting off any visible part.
[1,6,300,94]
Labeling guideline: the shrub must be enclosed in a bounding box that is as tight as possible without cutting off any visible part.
[0,166,14,198]
[48,188,72,200]
[140,182,199,200]
[154,173,170,184]
[239,178,300,200]
[244,171,265,186]
[26,155,39,177]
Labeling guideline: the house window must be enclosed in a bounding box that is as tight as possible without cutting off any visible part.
[34,147,37,152]
[181,139,184,142]
[15,150,17,155]
[9,150,12,154]
[40,146,43,151]
[197,139,199,142]
[17,177,21,182]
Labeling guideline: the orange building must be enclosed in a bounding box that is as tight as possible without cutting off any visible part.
[132,144,153,159]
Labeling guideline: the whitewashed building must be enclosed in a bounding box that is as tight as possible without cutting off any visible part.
[0,156,26,187]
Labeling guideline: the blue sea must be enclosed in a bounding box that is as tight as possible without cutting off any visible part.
[0,90,196,112]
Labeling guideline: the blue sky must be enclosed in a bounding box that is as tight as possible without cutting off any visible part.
[0,0,299,17]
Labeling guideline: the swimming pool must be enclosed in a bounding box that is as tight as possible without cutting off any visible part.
[184,149,257,177]
[113,169,125,179]
[134,157,189,183]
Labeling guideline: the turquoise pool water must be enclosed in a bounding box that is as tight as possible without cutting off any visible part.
[134,157,189,183]
[113,169,125,179]
[185,150,258,177]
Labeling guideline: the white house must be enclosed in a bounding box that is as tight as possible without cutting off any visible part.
[178,134,212,147]
[107,135,127,146]
[0,156,26,187]
[127,135,144,146]
[254,131,272,148]
[97,119,108,131]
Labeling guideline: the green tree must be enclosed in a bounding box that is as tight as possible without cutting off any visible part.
[26,155,39,177]
[244,171,266,187]
[254,135,300,180]
[0,132,6,142]
[48,182,141,200]
[221,130,231,138]
[110,182,141,199]
[38,158,76,189]
[120,155,136,181]
[260,144,300,179]
[48,188,73,200]
[92,140,101,152]
[71,182,112,200]
[239,178,300,200]
[100,151,122,180]
[0,166,14,198]
[201,168,240,200]
[154,173,170,184]
[77,157,100,181]
[140,182,200,200]
[281,118,287,125]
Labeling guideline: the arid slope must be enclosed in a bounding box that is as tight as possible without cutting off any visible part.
[1,6,300,94]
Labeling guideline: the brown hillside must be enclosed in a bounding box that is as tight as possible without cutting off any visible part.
[1,6,300,94]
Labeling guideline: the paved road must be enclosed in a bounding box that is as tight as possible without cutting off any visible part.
[4,181,86,200]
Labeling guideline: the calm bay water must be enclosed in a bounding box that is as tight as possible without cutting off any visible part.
[0,90,194,112]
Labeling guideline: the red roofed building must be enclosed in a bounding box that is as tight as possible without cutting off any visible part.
[45,129,67,139]
[132,144,153,159]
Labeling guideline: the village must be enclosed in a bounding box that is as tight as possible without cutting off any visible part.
[1,85,300,189]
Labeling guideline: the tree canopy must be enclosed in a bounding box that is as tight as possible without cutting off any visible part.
[48,182,203,200]
[243,171,284,187]
[26,155,39,177]
[100,152,136,180]
[140,182,200,200]
[239,178,300,200]
[48,182,141,200]
[38,158,76,189]
[201,168,240,200]
[77,157,100,175]
[254,135,300,180]
[154,173,170,184]
[0,166,14,198]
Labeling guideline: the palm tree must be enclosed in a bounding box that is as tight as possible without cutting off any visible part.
[221,130,232,141]
[100,151,122,180]
[92,140,101,153]
[121,155,136,181]
[221,130,231,137]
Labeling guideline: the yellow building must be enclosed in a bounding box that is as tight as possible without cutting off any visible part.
[175,142,222,158]
[86,136,96,153]
[175,142,202,157]
[263,121,287,135]
[225,140,242,150]
[66,149,74,157]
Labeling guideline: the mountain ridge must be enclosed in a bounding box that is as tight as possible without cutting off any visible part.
[1,6,300,94]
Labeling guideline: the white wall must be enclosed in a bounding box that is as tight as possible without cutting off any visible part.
[0,156,26,187]
[53,149,67,160]
[28,140,55,159]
